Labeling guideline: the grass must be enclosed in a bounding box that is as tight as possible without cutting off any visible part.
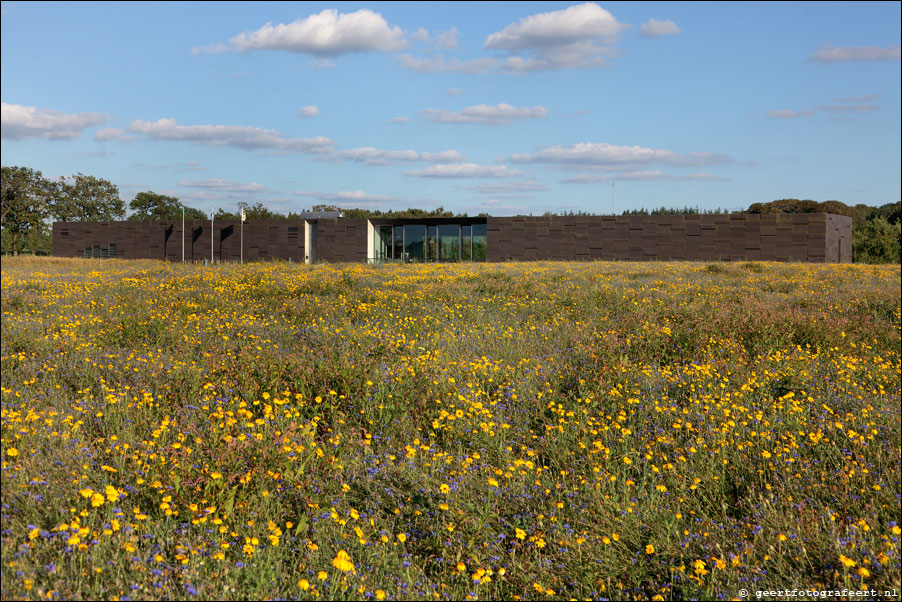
[1,258,900,600]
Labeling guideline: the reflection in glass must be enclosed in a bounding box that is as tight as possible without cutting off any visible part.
[427,226,437,262]
[438,224,460,261]
[375,225,393,260]
[472,224,487,261]
[461,225,471,261]
[393,226,404,260]
[404,224,425,261]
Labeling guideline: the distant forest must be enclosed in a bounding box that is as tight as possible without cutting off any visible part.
[2,165,899,262]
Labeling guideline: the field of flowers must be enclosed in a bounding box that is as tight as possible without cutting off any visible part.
[1,257,900,601]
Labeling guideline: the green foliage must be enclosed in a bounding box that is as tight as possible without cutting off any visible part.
[53,173,125,222]
[128,191,205,221]
[853,216,902,264]
[1,166,54,255]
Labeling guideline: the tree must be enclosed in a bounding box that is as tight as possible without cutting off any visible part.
[216,202,285,220]
[54,173,125,222]
[1,166,54,255]
[853,216,901,264]
[128,191,205,221]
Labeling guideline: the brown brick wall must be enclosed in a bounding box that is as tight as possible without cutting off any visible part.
[486,214,850,263]
[53,220,305,262]
[315,218,369,263]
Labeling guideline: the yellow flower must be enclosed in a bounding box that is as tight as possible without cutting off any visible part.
[515,528,526,540]
[487,477,499,487]
[6,447,18,457]
[646,544,655,555]
[210,472,222,480]
[397,533,406,543]
[857,567,870,578]
[456,561,466,572]
[332,550,355,573]
[297,579,310,591]
[375,590,386,600]
[317,570,328,581]
[440,484,450,494]
[839,554,856,568]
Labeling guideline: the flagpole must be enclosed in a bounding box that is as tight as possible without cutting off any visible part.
[240,206,245,264]
[211,208,214,264]
[181,206,185,263]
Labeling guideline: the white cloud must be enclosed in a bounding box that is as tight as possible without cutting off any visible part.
[767,109,814,119]
[1,102,106,140]
[511,142,730,169]
[423,103,548,125]
[179,179,267,193]
[191,43,228,55]
[295,189,399,206]
[229,9,405,55]
[330,147,465,165]
[387,116,410,124]
[834,92,882,103]
[405,163,521,178]
[411,28,430,43]
[398,53,497,74]
[816,103,879,114]
[128,117,334,154]
[640,18,680,37]
[810,44,901,63]
[298,105,319,118]
[485,2,627,71]
[467,180,549,193]
[446,87,463,96]
[562,171,725,182]
[437,27,459,49]
[94,127,132,142]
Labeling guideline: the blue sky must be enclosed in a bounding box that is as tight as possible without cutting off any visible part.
[2,1,900,216]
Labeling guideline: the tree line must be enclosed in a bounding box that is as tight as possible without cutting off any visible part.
[2,165,899,262]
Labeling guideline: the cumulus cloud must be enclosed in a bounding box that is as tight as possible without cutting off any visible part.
[94,127,132,142]
[229,8,405,55]
[297,105,319,118]
[398,53,497,74]
[128,118,334,154]
[330,147,465,165]
[510,142,730,170]
[485,2,627,71]
[179,179,267,193]
[295,189,399,206]
[405,163,521,178]
[1,102,106,140]
[423,103,548,125]
[411,28,431,43]
[640,18,680,37]
[810,44,901,63]
[437,27,459,49]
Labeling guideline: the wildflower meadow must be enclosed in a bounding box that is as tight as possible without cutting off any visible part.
[1,257,900,600]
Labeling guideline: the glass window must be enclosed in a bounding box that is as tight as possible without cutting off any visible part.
[438,224,460,261]
[404,224,425,261]
[427,226,437,261]
[393,226,404,260]
[461,225,471,261]
[375,225,393,260]
[472,224,487,261]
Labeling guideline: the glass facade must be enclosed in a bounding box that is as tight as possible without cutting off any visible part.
[372,221,486,262]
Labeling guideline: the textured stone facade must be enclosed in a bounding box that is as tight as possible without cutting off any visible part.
[485,214,851,263]
[52,213,853,263]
